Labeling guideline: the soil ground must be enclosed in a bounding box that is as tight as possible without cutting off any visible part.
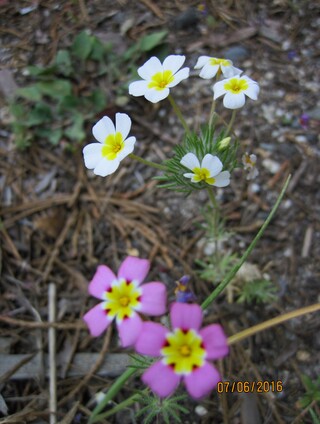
[0,1,319,423]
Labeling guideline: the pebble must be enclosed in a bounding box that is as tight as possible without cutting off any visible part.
[195,405,208,416]
[262,158,281,174]
[223,45,250,62]
[295,135,307,143]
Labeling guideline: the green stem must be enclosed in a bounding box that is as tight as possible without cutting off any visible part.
[209,99,216,128]
[129,153,166,171]
[91,390,147,422]
[89,367,137,423]
[228,303,320,346]
[225,110,237,136]
[201,175,291,310]
[167,94,190,134]
[207,187,219,210]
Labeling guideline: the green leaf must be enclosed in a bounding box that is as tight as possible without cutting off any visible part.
[25,103,52,126]
[55,49,73,76]
[36,128,62,145]
[89,89,107,112]
[36,79,72,100]
[17,86,42,101]
[27,65,57,77]
[72,30,94,61]
[90,38,108,62]
[58,94,81,112]
[139,30,168,52]
[64,113,85,141]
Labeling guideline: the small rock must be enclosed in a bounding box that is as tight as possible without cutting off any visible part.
[262,158,281,174]
[295,135,307,143]
[195,405,208,416]
[223,45,250,62]
[296,350,311,362]
[0,70,18,99]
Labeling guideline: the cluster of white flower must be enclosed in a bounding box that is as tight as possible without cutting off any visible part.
[82,54,259,181]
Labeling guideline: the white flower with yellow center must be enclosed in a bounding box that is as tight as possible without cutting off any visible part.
[242,152,259,180]
[83,113,136,177]
[195,56,242,79]
[180,153,230,187]
[129,55,190,103]
[161,328,206,375]
[213,75,259,109]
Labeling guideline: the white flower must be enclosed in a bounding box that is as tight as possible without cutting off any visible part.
[129,55,189,103]
[213,75,259,109]
[83,113,136,177]
[242,152,259,180]
[195,56,242,79]
[180,153,230,187]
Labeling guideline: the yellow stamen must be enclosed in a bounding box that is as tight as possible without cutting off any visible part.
[193,167,215,184]
[210,58,231,67]
[104,279,141,321]
[180,345,191,356]
[102,132,124,160]
[224,77,249,94]
[148,70,174,91]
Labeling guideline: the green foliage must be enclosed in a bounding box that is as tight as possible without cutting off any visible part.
[196,252,238,285]
[135,393,189,424]
[299,375,320,409]
[236,279,278,304]
[155,124,239,193]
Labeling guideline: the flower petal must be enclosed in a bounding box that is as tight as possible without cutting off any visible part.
[183,172,195,179]
[92,116,115,143]
[129,80,148,97]
[144,87,170,103]
[223,92,245,109]
[117,313,142,347]
[163,55,185,74]
[184,363,221,399]
[138,56,162,80]
[213,80,226,100]
[93,158,120,177]
[244,81,259,100]
[194,56,210,69]
[142,361,180,398]
[201,154,223,177]
[200,324,229,360]
[117,256,150,284]
[88,265,117,299]
[83,303,112,337]
[115,113,131,140]
[135,322,168,356]
[116,136,136,161]
[180,153,200,171]
[199,64,218,79]
[213,171,230,187]
[83,143,102,169]
[170,302,203,331]
[139,282,167,315]
[222,65,242,78]
[167,67,190,87]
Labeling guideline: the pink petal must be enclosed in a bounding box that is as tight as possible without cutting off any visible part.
[117,313,142,347]
[117,256,150,284]
[200,324,229,360]
[184,363,221,399]
[83,303,112,337]
[135,322,168,356]
[170,303,203,331]
[142,361,180,398]
[88,265,117,299]
[139,282,167,316]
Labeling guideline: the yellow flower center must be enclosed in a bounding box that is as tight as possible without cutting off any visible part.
[192,167,215,185]
[161,329,206,375]
[224,77,249,94]
[103,279,141,322]
[148,70,174,91]
[102,132,124,160]
[209,58,231,67]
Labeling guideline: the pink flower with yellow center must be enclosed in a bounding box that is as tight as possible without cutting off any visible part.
[83,257,167,347]
[135,303,229,399]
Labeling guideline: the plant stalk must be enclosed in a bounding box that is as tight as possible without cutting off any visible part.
[168,94,190,134]
[129,153,166,171]
[225,110,237,136]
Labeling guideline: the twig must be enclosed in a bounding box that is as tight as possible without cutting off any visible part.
[0,315,86,330]
[49,283,57,424]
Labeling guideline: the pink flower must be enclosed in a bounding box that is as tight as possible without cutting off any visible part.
[83,257,167,347]
[135,303,229,399]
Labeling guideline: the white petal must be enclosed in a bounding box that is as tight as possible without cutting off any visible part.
[92,116,115,142]
[129,80,148,97]
[144,87,170,103]
[222,65,242,78]
[213,171,230,187]
[199,64,218,79]
[94,158,120,177]
[116,136,136,161]
[163,55,185,74]
[83,143,102,169]
[194,56,211,69]
[180,153,200,171]
[115,113,131,140]
[201,154,223,177]
[138,57,162,80]
[213,80,226,100]
[223,92,245,109]
[244,82,259,100]
[167,67,189,87]
[183,172,194,179]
